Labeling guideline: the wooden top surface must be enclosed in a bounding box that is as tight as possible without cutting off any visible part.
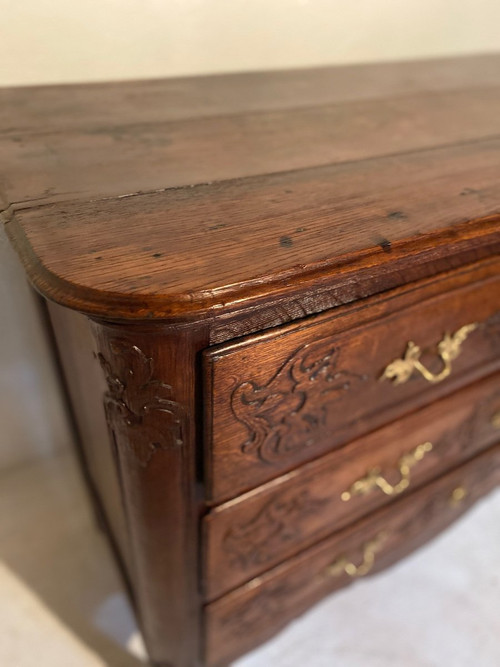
[2,55,500,321]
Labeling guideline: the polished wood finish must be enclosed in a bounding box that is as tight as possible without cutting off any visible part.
[3,139,500,323]
[203,373,500,600]
[2,56,500,667]
[205,444,500,666]
[2,57,500,322]
[205,260,500,500]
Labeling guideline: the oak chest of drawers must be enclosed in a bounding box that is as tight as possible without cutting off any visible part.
[2,55,500,666]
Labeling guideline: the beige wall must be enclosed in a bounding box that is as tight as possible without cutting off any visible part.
[1,0,499,86]
[0,227,73,470]
[1,1,499,470]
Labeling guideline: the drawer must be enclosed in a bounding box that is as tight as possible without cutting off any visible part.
[204,260,500,501]
[203,372,500,600]
[205,443,500,666]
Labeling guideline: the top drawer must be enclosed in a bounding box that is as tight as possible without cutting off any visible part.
[204,260,500,501]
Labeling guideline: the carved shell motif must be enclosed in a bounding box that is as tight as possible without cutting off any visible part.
[98,339,184,467]
[231,340,367,464]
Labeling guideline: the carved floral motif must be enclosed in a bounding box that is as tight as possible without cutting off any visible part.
[98,339,184,467]
[231,341,367,463]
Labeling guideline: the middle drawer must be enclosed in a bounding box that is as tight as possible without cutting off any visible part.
[203,372,500,600]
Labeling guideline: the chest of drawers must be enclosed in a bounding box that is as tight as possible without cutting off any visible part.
[2,55,500,666]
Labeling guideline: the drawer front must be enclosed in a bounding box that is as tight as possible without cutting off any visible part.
[205,444,500,666]
[203,373,500,600]
[204,260,500,501]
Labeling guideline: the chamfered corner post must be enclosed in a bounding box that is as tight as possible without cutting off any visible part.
[91,319,207,667]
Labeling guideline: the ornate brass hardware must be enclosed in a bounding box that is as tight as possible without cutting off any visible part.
[449,486,467,507]
[380,323,478,385]
[326,533,387,578]
[341,441,433,501]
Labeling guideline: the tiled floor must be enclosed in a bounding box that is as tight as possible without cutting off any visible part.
[0,450,499,666]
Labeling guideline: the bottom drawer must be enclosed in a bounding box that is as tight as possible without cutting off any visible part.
[205,443,500,666]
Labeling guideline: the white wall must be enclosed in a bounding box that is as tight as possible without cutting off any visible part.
[1,0,500,86]
[0,1,499,470]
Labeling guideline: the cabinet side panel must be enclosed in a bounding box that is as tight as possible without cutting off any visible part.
[47,302,131,569]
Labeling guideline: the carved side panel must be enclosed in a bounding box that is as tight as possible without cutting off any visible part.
[231,341,367,464]
[97,338,185,467]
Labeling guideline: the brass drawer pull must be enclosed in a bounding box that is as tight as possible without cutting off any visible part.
[341,441,433,501]
[326,533,387,578]
[381,323,478,385]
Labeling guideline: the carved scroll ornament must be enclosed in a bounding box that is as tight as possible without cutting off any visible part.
[230,340,366,464]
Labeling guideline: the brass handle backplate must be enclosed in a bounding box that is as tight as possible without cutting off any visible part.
[341,441,433,501]
[380,323,478,385]
[326,533,387,578]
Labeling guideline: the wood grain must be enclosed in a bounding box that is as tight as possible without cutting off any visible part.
[205,444,500,666]
[3,137,499,322]
[1,56,500,321]
[3,54,500,135]
[205,260,500,500]
[3,88,500,207]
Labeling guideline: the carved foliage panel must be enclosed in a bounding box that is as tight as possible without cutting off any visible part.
[97,338,186,468]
